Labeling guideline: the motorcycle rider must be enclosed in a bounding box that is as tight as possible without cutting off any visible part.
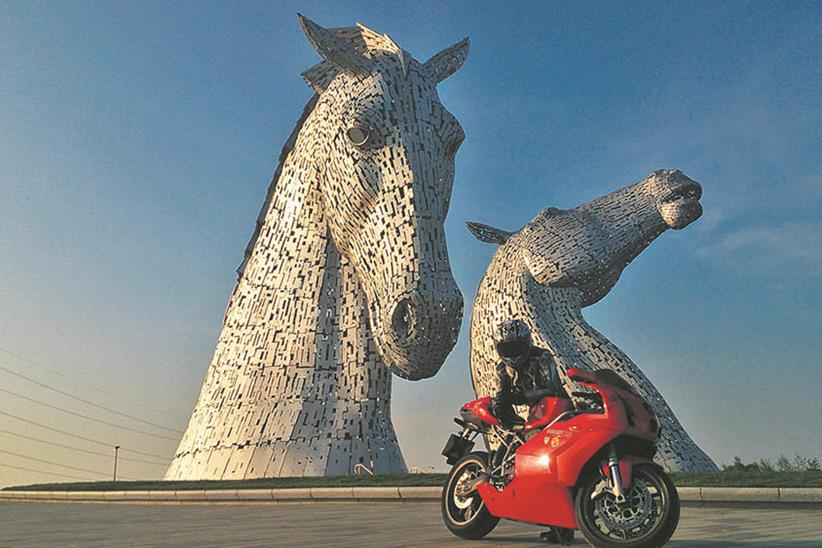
[492,319,575,545]
[491,319,565,429]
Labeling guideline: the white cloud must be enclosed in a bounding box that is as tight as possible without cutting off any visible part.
[694,221,822,278]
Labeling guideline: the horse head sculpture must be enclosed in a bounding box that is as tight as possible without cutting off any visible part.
[167,17,470,479]
[467,170,717,471]
[517,169,703,306]
[300,16,466,380]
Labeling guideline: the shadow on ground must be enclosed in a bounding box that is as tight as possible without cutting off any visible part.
[474,536,822,547]
[670,543,822,547]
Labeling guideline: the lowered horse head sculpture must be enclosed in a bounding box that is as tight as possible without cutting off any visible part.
[468,170,718,471]
[166,17,468,479]
[300,16,466,380]
[519,169,703,306]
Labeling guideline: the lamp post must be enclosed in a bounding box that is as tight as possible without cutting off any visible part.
[113,445,120,482]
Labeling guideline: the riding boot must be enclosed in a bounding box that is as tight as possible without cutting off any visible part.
[539,527,574,545]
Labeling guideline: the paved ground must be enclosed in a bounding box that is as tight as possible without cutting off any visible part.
[0,501,820,547]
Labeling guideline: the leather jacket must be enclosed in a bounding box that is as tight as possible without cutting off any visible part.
[491,347,565,426]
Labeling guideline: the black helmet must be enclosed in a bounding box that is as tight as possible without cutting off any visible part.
[494,319,532,359]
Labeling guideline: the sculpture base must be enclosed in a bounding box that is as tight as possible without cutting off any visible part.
[165,436,407,480]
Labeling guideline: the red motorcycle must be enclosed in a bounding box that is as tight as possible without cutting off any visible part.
[441,367,680,547]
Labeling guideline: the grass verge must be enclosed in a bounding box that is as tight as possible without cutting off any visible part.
[4,471,821,492]
[3,473,447,492]
[669,471,822,488]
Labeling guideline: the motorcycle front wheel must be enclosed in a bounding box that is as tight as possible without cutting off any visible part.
[575,463,680,548]
[441,452,500,540]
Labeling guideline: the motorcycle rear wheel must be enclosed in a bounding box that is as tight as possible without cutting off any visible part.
[575,463,679,548]
[441,452,500,539]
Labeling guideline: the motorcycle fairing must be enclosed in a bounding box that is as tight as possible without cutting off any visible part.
[478,411,621,528]
[525,396,571,431]
[479,479,576,528]
[477,380,658,528]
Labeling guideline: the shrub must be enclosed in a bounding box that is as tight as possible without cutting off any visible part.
[724,454,821,472]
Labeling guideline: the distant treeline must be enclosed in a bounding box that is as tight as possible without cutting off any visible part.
[721,454,820,473]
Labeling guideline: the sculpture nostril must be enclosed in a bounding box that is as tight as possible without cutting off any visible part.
[391,299,415,343]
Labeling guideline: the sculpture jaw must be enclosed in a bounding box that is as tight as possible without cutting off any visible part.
[657,184,703,229]
[650,170,704,230]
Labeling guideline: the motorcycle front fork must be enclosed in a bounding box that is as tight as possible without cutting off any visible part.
[607,443,627,503]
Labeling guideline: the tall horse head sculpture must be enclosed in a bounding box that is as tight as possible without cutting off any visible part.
[166,17,468,479]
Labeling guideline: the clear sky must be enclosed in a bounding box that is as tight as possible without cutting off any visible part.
[1,1,820,487]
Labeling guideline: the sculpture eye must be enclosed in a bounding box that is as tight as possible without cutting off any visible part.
[346,126,370,146]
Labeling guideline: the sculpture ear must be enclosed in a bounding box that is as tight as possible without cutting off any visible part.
[466,221,512,245]
[301,61,338,93]
[298,14,371,74]
[423,37,470,84]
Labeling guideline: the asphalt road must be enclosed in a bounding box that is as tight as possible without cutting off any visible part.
[1,501,820,547]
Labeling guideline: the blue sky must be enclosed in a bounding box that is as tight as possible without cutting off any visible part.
[0,1,820,486]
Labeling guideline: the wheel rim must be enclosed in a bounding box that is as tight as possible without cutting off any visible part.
[446,459,486,525]
[584,468,668,543]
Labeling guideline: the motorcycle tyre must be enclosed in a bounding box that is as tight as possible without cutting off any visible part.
[441,452,500,540]
[574,463,680,548]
